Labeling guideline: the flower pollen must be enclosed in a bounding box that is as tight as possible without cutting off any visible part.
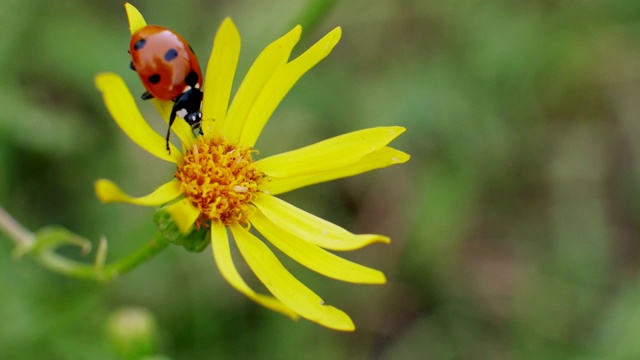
[174,137,263,228]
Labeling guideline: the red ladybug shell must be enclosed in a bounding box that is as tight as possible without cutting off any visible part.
[129,25,202,100]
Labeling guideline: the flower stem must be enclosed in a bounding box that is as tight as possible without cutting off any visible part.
[0,205,35,248]
[0,204,170,282]
[99,232,170,281]
[34,231,170,282]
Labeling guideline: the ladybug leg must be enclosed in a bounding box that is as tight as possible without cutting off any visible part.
[165,109,177,154]
[141,91,154,101]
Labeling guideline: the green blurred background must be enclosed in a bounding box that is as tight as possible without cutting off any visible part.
[2,0,640,359]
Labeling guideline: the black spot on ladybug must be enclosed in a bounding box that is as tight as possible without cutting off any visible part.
[129,61,135,71]
[133,38,146,51]
[164,48,179,61]
[148,74,161,84]
[185,71,199,87]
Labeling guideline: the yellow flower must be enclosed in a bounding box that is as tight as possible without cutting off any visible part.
[94,3,409,331]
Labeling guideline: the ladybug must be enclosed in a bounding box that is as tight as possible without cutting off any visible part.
[129,25,203,152]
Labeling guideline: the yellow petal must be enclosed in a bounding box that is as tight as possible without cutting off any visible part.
[253,194,389,251]
[210,221,298,319]
[256,127,406,176]
[230,224,355,331]
[202,18,240,137]
[220,26,302,144]
[151,97,173,121]
[95,73,182,163]
[151,99,197,150]
[200,118,215,140]
[164,198,201,234]
[263,147,410,195]
[125,3,146,34]
[95,179,181,206]
[238,27,342,147]
[251,210,386,284]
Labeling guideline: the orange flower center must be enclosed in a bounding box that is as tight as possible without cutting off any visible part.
[174,137,263,228]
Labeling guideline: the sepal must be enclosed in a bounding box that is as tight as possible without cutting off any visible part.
[154,207,209,252]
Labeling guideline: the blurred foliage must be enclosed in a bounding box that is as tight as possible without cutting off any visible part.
[2,0,640,359]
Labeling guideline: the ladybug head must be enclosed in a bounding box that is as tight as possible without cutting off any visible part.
[185,111,202,130]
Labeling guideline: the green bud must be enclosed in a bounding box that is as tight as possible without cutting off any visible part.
[106,307,158,359]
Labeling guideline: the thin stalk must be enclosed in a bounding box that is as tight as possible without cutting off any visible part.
[0,205,35,248]
[34,232,170,282]
[0,204,170,282]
